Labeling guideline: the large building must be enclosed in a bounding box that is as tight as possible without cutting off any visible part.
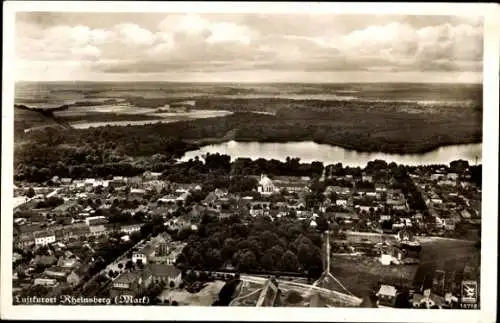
[257,174,277,196]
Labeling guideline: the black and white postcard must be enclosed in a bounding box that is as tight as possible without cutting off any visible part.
[1,2,498,322]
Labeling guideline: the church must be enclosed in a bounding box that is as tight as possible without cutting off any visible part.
[257,174,277,196]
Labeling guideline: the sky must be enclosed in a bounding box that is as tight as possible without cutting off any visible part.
[14,12,484,83]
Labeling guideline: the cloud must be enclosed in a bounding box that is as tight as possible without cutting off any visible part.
[15,13,483,81]
[114,23,155,46]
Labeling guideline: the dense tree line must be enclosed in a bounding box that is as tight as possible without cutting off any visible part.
[176,215,324,278]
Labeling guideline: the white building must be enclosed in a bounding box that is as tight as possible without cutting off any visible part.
[437,179,457,187]
[431,198,443,205]
[34,232,56,246]
[430,173,444,181]
[34,278,58,287]
[257,174,276,195]
[121,223,143,234]
[84,215,106,226]
[362,175,373,183]
[380,214,392,222]
[336,199,348,207]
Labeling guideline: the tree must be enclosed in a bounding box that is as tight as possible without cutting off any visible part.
[118,263,123,270]
[315,216,329,232]
[171,300,179,306]
[280,250,300,272]
[237,250,257,272]
[169,281,175,288]
[26,187,35,198]
[125,260,134,270]
[136,259,144,269]
[261,251,278,271]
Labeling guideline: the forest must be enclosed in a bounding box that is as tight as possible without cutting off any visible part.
[15,95,482,156]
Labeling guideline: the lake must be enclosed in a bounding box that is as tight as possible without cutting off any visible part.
[65,110,233,129]
[181,141,482,167]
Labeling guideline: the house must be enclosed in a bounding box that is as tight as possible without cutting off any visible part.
[143,171,162,181]
[84,216,106,226]
[66,271,81,287]
[272,177,310,194]
[375,184,387,192]
[34,231,56,246]
[430,173,444,181]
[362,174,373,183]
[214,188,228,198]
[132,244,155,264]
[149,264,182,287]
[93,179,109,188]
[15,234,35,249]
[61,224,90,240]
[121,223,143,234]
[13,252,23,263]
[333,212,359,221]
[380,214,392,222]
[257,174,276,195]
[325,186,351,196]
[108,178,126,188]
[431,197,443,205]
[336,199,348,207]
[33,254,58,267]
[249,202,271,217]
[151,234,171,257]
[109,269,153,298]
[176,193,190,204]
[143,180,167,193]
[447,173,459,181]
[129,188,146,199]
[376,285,398,307]
[435,216,445,228]
[158,195,178,204]
[356,205,378,213]
[57,256,79,269]
[44,267,69,280]
[437,179,457,187]
[88,224,108,237]
[61,178,73,185]
[34,278,58,287]
[444,219,456,231]
[461,210,472,219]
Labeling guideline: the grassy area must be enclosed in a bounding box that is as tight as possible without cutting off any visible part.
[330,255,417,298]
[413,238,480,289]
[330,238,480,299]
[158,281,225,306]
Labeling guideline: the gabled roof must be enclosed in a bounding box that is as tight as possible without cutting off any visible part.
[377,284,397,297]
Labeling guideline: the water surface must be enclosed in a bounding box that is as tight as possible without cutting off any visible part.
[181,141,482,167]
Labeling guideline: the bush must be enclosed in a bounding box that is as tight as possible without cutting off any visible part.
[285,290,303,304]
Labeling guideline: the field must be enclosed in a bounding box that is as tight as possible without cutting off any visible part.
[330,238,480,300]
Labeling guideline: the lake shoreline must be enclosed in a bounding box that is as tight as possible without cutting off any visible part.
[183,137,483,158]
[181,140,482,167]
